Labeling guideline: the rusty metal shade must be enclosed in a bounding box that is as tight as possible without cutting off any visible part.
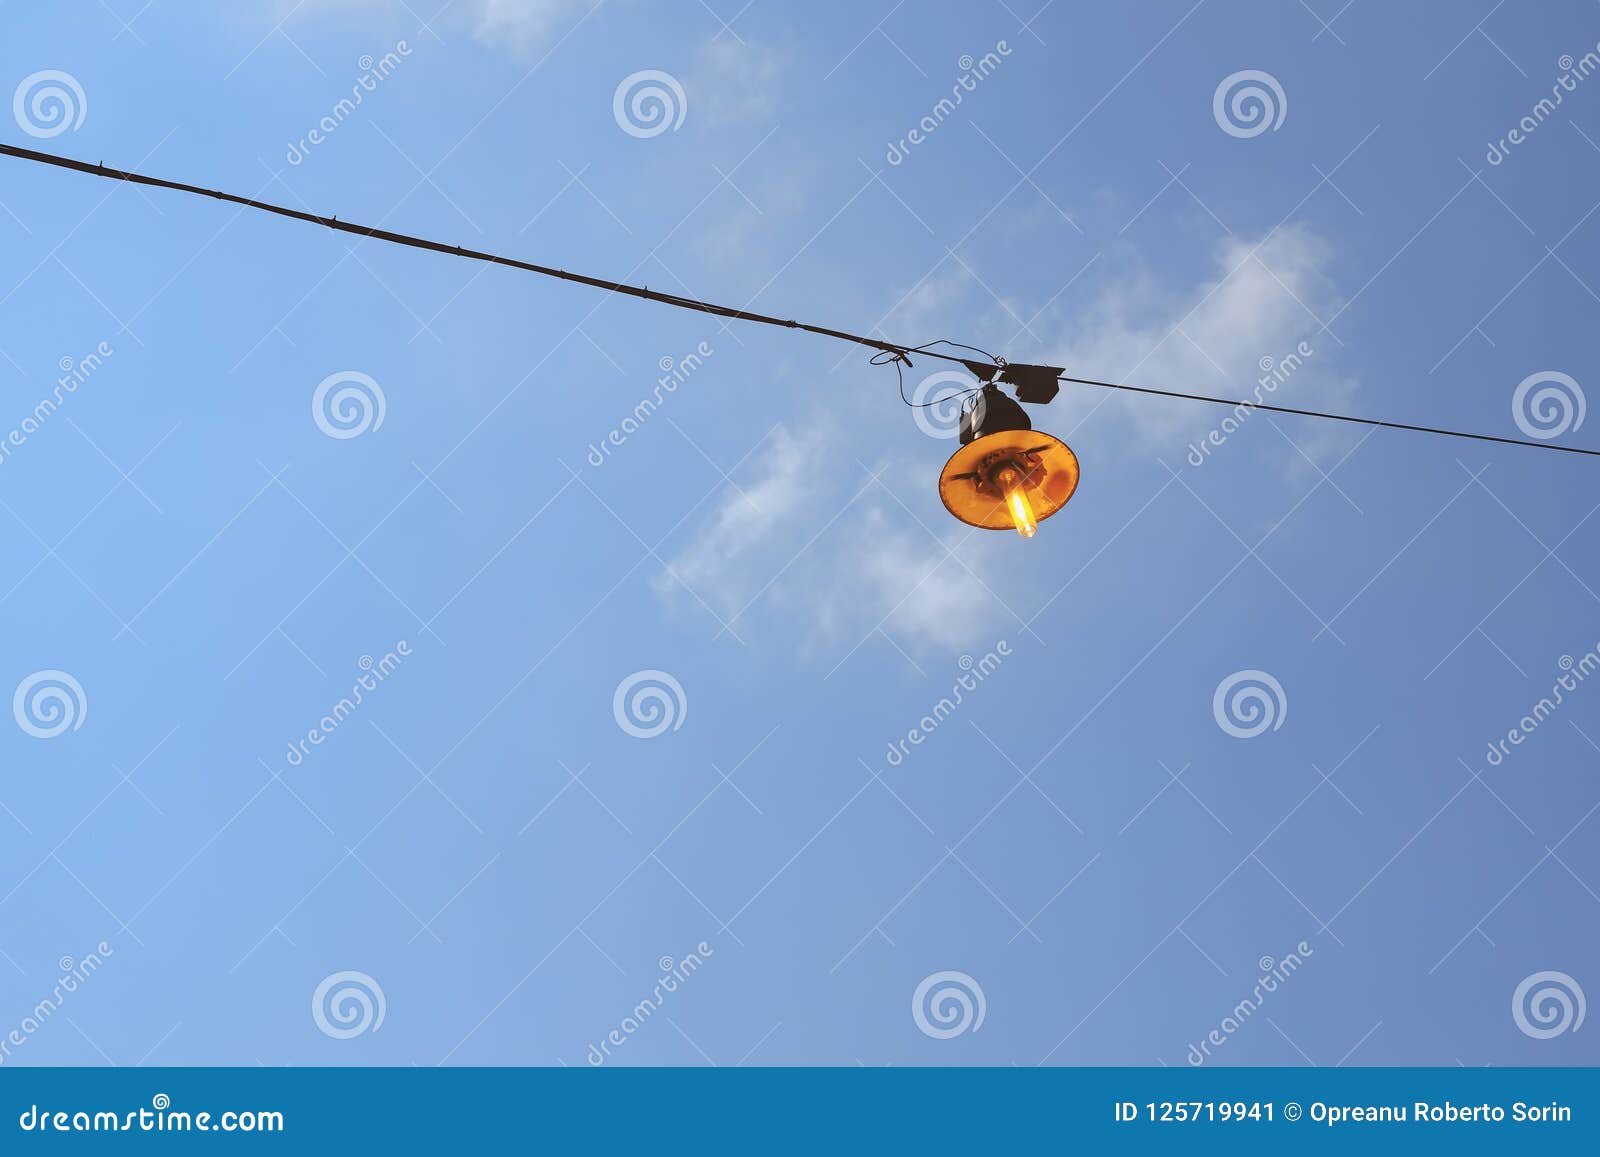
[938,429,1079,531]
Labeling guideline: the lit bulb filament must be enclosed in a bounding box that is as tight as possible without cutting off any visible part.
[993,466,1037,538]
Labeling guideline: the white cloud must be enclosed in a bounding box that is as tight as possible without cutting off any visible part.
[824,506,998,652]
[657,425,816,607]
[690,38,784,129]
[1036,225,1353,454]
[881,266,976,342]
[292,0,593,54]
[655,428,1004,657]
[472,0,592,50]
[887,225,1357,471]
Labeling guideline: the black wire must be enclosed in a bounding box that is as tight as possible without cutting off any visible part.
[1059,375,1600,459]
[907,338,1005,367]
[880,339,996,410]
[0,141,949,367]
[2,141,1595,461]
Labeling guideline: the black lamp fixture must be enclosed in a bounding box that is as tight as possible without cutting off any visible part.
[937,365,1078,539]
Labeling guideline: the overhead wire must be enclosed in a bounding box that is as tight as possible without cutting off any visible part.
[2,141,1595,460]
[875,339,998,411]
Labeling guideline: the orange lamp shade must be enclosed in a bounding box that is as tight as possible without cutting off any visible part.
[938,428,1079,534]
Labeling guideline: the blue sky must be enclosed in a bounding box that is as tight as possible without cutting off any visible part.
[0,0,1597,1067]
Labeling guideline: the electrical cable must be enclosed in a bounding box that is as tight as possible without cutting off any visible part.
[2,141,1595,460]
[1057,374,1600,458]
[877,339,997,411]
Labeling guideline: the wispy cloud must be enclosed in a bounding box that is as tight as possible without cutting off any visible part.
[690,38,784,129]
[472,0,593,51]
[655,429,1002,657]
[1044,225,1350,449]
[293,0,595,55]
[659,425,816,608]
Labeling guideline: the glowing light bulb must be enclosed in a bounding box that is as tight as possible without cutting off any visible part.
[993,465,1037,539]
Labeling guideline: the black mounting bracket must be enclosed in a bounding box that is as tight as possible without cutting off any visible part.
[998,363,1064,405]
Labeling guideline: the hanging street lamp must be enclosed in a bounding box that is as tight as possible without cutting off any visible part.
[937,366,1078,539]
